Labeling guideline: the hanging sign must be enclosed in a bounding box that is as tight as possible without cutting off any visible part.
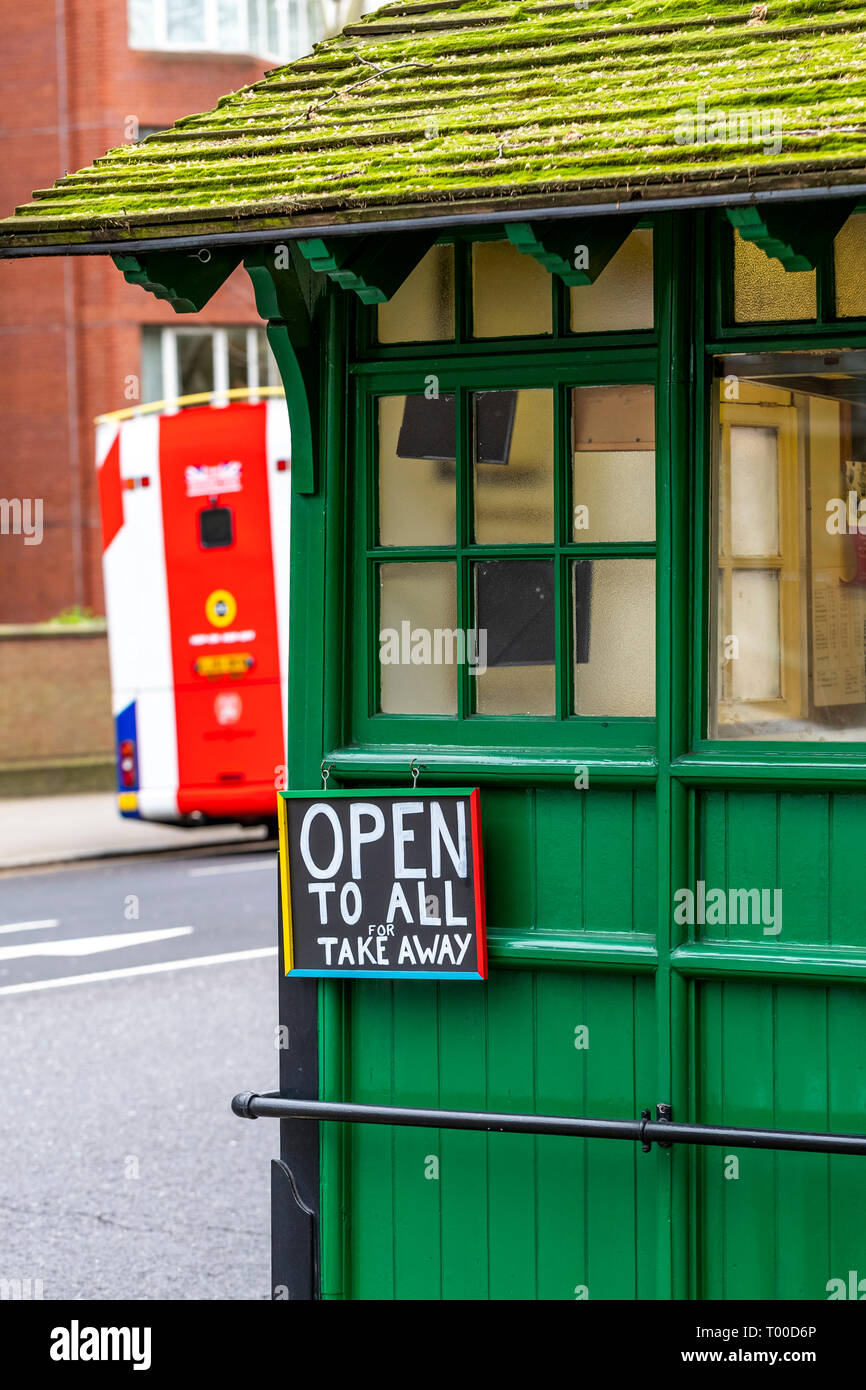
[277,788,487,980]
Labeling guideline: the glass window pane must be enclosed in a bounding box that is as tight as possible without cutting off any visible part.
[128,0,156,46]
[217,0,244,48]
[378,395,456,547]
[227,328,248,390]
[729,425,779,555]
[167,0,206,43]
[573,560,655,717]
[473,560,555,715]
[379,563,457,714]
[835,213,866,319]
[256,329,279,387]
[472,240,552,339]
[140,327,162,403]
[377,245,455,344]
[712,350,866,740]
[572,385,655,542]
[569,229,654,333]
[474,389,554,544]
[733,229,817,323]
[268,0,282,54]
[730,570,781,701]
[176,332,213,396]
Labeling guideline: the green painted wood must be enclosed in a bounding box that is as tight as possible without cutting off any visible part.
[697,980,866,1299]
[298,229,439,304]
[506,216,639,287]
[277,215,866,1303]
[244,246,323,493]
[726,201,853,272]
[339,970,657,1300]
[112,248,240,311]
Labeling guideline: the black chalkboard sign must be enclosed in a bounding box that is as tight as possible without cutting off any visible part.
[277,789,487,979]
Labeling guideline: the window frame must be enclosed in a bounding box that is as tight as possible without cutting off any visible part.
[127,0,295,62]
[141,323,274,405]
[348,343,660,754]
[694,210,866,759]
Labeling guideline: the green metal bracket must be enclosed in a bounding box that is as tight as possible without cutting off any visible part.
[505,215,640,286]
[726,201,854,272]
[112,248,240,312]
[297,228,439,303]
[244,245,323,495]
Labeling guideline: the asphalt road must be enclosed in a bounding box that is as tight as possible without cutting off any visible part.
[0,846,282,1300]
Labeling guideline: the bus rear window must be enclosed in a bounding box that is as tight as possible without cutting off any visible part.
[199,506,234,549]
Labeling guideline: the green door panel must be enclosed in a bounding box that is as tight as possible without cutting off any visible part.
[484,786,657,936]
[696,978,866,1299]
[699,789,866,947]
[334,970,658,1300]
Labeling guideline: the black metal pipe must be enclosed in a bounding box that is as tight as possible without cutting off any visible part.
[231,1091,866,1156]
[5,180,866,259]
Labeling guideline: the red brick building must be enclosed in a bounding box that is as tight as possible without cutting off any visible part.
[0,1,323,623]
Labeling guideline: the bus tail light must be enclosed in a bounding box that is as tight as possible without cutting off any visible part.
[119,738,137,788]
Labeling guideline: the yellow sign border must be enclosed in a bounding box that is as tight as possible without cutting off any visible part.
[277,794,294,973]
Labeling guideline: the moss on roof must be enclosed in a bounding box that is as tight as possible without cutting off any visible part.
[3,0,866,250]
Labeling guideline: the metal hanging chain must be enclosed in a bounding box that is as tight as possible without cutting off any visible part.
[410,758,424,789]
[320,761,333,791]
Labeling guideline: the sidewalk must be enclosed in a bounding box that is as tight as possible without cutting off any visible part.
[0,793,269,870]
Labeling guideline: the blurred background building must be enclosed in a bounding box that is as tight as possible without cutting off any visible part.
[0,0,378,792]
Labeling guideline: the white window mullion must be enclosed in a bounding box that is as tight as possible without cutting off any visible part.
[213,328,229,406]
[155,0,168,47]
[246,326,260,402]
[161,329,179,413]
[205,0,218,49]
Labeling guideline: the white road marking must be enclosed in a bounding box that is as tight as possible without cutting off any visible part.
[0,927,193,961]
[0,946,277,995]
[0,918,61,936]
[188,860,275,878]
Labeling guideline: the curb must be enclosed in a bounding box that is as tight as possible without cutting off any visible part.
[0,834,277,874]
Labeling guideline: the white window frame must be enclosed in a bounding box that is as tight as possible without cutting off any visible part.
[144,324,272,409]
[129,0,295,63]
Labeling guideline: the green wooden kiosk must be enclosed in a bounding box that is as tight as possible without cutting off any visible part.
[6,0,866,1300]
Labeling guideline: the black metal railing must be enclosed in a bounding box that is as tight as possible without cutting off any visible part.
[231,1091,866,1156]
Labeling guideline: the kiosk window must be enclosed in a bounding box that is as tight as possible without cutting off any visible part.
[377,244,455,344]
[711,350,866,740]
[473,390,553,545]
[569,228,654,334]
[372,378,656,723]
[199,505,234,550]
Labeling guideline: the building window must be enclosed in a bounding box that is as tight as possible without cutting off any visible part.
[128,0,308,62]
[710,350,866,741]
[141,325,278,405]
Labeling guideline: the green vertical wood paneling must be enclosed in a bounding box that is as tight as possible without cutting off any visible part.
[346,982,395,1298]
[392,983,442,1299]
[481,790,534,932]
[777,795,829,946]
[699,789,866,949]
[773,987,829,1297]
[535,789,584,931]
[343,969,656,1299]
[486,972,537,1298]
[534,971,589,1300]
[698,979,866,1300]
[438,986,490,1300]
[827,988,866,1296]
[828,794,866,948]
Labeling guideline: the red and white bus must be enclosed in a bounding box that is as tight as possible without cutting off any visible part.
[95,389,290,826]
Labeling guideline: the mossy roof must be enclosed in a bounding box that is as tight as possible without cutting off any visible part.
[3,0,866,252]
